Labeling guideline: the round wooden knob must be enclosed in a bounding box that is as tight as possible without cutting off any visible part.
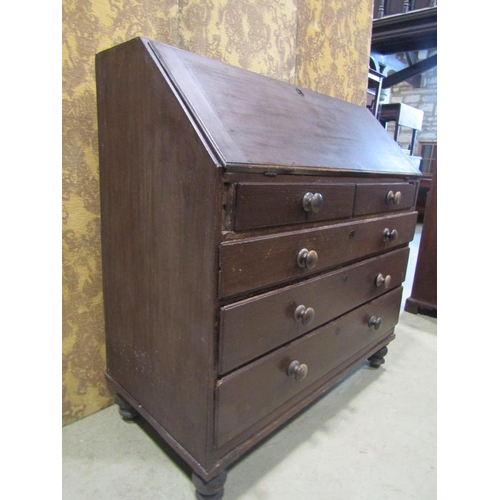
[287,360,308,381]
[375,273,392,289]
[368,315,383,330]
[386,190,402,205]
[294,305,315,326]
[382,228,398,242]
[302,192,324,213]
[297,248,318,269]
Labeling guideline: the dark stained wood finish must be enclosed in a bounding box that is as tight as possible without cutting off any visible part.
[97,38,421,491]
[219,211,418,298]
[353,182,418,216]
[405,167,437,314]
[371,6,437,54]
[224,172,419,185]
[368,345,389,368]
[214,331,395,466]
[234,182,355,230]
[219,247,409,374]
[192,471,227,500]
[216,287,404,448]
[96,38,221,469]
[415,174,432,220]
[115,393,138,421]
[149,41,421,177]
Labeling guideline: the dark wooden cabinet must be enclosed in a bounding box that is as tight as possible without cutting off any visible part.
[405,166,437,315]
[96,38,421,499]
[415,141,436,219]
[418,141,437,175]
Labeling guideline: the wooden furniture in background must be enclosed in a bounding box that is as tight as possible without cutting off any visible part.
[371,4,437,54]
[415,141,436,219]
[367,68,384,118]
[96,38,421,500]
[405,165,437,315]
[418,140,437,174]
[379,102,424,155]
[374,0,437,19]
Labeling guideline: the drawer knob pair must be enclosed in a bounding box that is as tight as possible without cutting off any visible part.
[368,315,383,330]
[302,192,323,213]
[382,228,398,242]
[375,273,392,289]
[294,305,315,326]
[297,248,318,269]
[386,190,402,205]
[287,360,308,382]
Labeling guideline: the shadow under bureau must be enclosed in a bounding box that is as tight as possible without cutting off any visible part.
[96,38,421,500]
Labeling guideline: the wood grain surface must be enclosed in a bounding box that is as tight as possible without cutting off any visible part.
[219,248,409,374]
[234,182,355,230]
[216,287,404,447]
[219,211,418,298]
[149,40,421,176]
[97,39,221,467]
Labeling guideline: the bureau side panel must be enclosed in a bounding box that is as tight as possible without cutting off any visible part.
[96,39,220,467]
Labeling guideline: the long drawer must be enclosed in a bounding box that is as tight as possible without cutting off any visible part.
[219,247,409,374]
[215,287,403,448]
[219,211,417,298]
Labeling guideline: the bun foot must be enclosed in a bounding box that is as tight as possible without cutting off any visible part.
[368,346,389,368]
[115,394,138,422]
[191,470,227,500]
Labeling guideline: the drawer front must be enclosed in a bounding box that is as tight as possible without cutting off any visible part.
[353,182,417,216]
[234,182,355,230]
[216,287,403,448]
[219,247,409,374]
[219,211,417,298]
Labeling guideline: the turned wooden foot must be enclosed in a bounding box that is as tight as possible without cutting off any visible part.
[368,346,389,368]
[191,470,227,500]
[115,394,138,422]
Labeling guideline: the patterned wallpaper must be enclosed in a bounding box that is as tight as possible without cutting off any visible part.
[62,0,373,426]
[296,0,373,105]
[178,0,298,83]
[62,0,179,425]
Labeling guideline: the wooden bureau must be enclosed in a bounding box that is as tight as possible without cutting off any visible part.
[96,38,421,499]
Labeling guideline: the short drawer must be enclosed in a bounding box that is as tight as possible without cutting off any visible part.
[234,182,355,230]
[215,287,403,447]
[219,247,409,374]
[219,211,417,298]
[354,182,417,216]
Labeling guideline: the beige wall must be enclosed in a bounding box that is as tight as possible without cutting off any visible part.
[296,0,373,103]
[62,0,374,426]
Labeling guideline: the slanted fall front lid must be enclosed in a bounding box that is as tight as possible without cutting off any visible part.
[147,39,420,176]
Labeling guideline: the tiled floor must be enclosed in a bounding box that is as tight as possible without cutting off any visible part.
[62,223,436,499]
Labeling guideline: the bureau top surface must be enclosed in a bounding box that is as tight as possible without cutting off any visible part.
[144,38,420,177]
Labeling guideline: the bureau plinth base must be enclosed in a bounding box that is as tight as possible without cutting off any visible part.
[368,346,389,368]
[115,393,138,422]
[192,470,227,500]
